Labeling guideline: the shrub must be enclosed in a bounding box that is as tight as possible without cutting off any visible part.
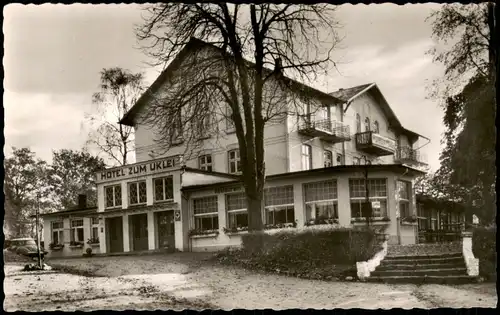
[472,226,497,281]
[241,227,381,266]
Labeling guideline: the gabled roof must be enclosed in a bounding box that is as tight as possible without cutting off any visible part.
[330,83,428,143]
[120,37,343,126]
[329,83,374,102]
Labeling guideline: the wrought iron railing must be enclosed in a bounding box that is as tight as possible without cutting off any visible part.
[418,229,463,243]
[355,131,397,152]
[298,114,350,138]
[395,146,426,164]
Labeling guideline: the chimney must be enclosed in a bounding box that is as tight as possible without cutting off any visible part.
[77,194,87,209]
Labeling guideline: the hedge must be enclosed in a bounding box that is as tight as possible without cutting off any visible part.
[472,226,497,281]
[243,227,382,264]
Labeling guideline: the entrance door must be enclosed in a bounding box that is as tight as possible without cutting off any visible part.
[107,217,123,253]
[156,211,175,250]
[130,214,148,251]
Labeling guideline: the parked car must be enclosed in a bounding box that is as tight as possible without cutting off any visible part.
[7,238,48,259]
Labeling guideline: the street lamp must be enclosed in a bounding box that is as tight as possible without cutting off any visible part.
[36,192,43,269]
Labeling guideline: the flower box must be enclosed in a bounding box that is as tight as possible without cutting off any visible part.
[304,218,339,227]
[49,244,64,251]
[351,216,391,224]
[401,215,418,225]
[223,226,249,235]
[189,229,219,238]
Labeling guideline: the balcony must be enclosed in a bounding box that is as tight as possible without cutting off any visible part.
[355,131,396,156]
[298,114,351,143]
[395,146,427,165]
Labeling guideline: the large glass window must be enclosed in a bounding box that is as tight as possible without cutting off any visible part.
[264,185,295,226]
[226,193,248,230]
[154,176,174,202]
[51,221,64,245]
[304,180,338,224]
[301,144,312,170]
[129,181,147,205]
[228,150,242,174]
[105,184,122,208]
[397,180,411,218]
[193,196,219,231]
[70,219,84,243]
[349,178,388,218]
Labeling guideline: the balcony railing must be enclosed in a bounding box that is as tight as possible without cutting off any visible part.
[298,114,351,143]
[395,146,427,165]
[355,131,396,156]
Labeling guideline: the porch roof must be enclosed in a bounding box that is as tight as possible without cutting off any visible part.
[181,164,425,192]
[40,207,98,218]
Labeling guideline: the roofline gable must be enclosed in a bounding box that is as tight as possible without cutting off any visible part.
[119,37,343,126]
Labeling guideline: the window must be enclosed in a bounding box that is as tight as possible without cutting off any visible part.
[304,180,338,224]
[264,185,295,226]
[154,176,174,202]
[373,120,380,134]
[356,114,361,133]
[301,144,312,170]
[226,193,248,229]
[324,150,333,167]
[105,184,122,208]
[91,217,99,243]
[129,181,147,205]
[51,221,64,245]
[70,219,84,243]
[398,180,411,218]
[199,155,212,172]
[353,157,361,165]
[349,178,388,218]
[197,114,211,138]
[172,112,183,142]
[336,153,344,166]
[193,196,219,231]
[226,106,235,130]
[364,117,371,132]
[228,149,242,173]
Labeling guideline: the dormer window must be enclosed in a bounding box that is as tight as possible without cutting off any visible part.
[364,117,371,132]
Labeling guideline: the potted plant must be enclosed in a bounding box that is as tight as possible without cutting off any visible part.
[69,241,84,248]
[188,229,219,237]
[49,243,64,250]
[87,237,100,245]
[223,226,249,234]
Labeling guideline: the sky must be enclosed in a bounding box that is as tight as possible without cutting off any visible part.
[4,3,446,171]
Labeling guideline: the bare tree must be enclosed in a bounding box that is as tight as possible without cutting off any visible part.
[86,67,145,166]
[135,4,341,231]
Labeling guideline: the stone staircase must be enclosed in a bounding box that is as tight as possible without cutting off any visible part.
[366,243,479,284]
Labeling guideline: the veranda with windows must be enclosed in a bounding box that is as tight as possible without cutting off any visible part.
[183,164,424,251]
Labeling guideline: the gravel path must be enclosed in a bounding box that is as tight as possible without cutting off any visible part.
[4,253,497,311]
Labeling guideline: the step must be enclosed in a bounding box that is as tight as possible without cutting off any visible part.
[382,256,464,265]
[385,252,463,260]
[366,275,478,285]
[371,267,467,277]
[376,262,466,271]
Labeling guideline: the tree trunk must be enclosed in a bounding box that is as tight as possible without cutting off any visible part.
[247,195,264,232]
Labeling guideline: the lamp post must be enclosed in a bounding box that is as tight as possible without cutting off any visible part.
[36,192,42,269]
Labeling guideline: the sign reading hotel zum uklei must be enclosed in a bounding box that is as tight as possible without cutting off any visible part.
[96,156,181,183]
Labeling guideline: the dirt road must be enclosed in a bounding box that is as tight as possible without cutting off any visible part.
[4,253,497,311]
